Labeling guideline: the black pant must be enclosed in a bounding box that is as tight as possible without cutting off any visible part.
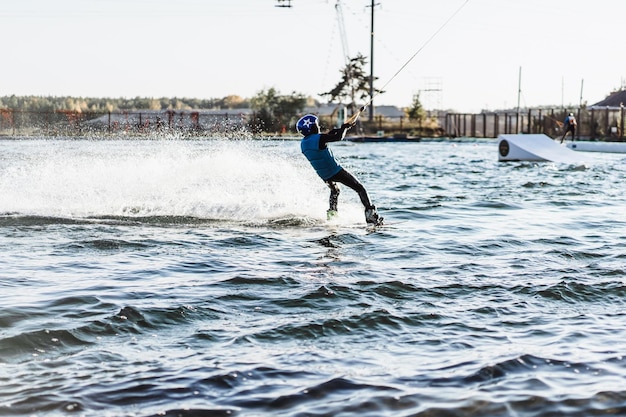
[325,169,372,211]
[561,125,575,142]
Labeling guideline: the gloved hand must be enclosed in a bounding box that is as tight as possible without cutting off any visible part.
[341,122,356,130]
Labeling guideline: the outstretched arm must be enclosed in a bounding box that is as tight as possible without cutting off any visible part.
[319,123,355,148]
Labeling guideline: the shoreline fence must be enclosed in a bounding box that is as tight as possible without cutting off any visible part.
[1,107,624,140]
[0,110,252,137]
[438,107,625,140]
[330,108,626,140]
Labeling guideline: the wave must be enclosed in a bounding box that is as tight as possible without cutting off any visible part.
[0,213,328,229]
[0,214,90,226]
[515,280,626,304]
[5,351,626,416]
[0,303,209,364]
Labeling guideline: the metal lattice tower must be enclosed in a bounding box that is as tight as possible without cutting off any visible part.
[420,77,443,111]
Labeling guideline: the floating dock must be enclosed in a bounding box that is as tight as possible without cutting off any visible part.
[567,141,626,153]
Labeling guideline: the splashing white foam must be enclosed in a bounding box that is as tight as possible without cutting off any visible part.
[0,139,364,225]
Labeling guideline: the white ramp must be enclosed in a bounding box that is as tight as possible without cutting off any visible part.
[567,141,626,153]
[498,134,585,164]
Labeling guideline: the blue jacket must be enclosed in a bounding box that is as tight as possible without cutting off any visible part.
[301,133,342,180]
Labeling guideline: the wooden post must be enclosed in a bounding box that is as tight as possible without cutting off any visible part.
[482,113,487,137]
[619,103,624,140]
[590,108,595,140]
[471,114,476,137]
[459,114,467,136]
[575,108,580,141]
[494,114,499,137]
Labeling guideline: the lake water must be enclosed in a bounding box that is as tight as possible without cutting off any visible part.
[1,137,626,416]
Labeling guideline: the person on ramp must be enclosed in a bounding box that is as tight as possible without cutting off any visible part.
[560,112,577,143]
[297,113,383,226]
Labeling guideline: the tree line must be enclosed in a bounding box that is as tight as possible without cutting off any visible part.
[0,95,253,113]
[1,54,427,133]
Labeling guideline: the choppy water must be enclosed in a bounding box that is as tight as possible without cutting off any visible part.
[1,137,626,417]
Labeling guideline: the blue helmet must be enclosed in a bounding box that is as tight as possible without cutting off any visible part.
[296,114,318,136]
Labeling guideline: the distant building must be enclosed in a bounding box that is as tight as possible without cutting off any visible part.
[589,89,626,110]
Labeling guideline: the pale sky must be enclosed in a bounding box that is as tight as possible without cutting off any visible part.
[1,0,624,112]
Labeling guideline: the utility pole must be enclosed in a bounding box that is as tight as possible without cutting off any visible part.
[368,0,377,122]
[516,66,521,133]
[579,78,584,108]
